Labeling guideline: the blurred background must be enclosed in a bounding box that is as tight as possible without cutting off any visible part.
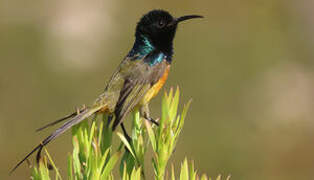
[1,0,314,179]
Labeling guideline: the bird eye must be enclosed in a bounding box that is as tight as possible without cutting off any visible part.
[157,20,166,28]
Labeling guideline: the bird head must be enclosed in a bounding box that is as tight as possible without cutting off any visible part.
[135,10,203,55]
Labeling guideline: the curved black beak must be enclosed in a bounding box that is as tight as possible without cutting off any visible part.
[176,15,203,23]
[168,14,203,27]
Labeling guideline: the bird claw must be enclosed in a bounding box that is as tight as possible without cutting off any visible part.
[145,116,159,126]
[76,104,87,115]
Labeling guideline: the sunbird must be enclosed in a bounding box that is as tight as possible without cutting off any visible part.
[11,9,202,173]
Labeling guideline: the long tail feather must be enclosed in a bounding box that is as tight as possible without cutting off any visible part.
[36,108,86,132]
[10,106,100,174]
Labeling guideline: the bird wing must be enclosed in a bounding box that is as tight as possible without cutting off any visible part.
[111,52,168,130]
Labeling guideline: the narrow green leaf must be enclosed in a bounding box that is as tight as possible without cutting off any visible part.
[131,167,141,180]
[169,87,180,118]
[72,136,83,179]
[84,128,89,157]
[189,160,197,180]
[171,164,175,180]
[39,158,50,180]
[99,147,111,170]
[67,154,73,180]
[201,174,208,180]
[117,132,136,157]
[160,91,170,127]
[43,148,62,180]
[130,168,137,179]
[122,163,128,180]
[180,158,189,180]
[167,87,174,103]
[101,115,113,154]
[31,166,40,180]
[144,120,156,151]
[89,121,96,148]
[98,120,104,147]
[101,151,122,179]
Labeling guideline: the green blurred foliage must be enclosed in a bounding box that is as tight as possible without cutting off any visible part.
[31,89,225,180]
[1,0,314,179]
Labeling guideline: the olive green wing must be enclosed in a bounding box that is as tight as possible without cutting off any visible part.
[111,56,167,130]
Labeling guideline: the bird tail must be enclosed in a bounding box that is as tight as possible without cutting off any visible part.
[35,107,87,132]
[10,105,102,174]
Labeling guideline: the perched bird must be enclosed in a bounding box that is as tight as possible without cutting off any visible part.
[11,9,202,173]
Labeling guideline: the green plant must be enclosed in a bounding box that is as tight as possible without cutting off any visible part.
[31,88,230,180]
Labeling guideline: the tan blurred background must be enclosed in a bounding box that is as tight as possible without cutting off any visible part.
[1,0,314,179]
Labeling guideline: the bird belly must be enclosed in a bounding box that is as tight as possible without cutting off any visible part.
[140,65,170,105]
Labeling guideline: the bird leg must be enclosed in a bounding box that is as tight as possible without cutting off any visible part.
[120,122,133,154]
[140,104,159,126]
[120,123,131,143]
[144,116,159,126]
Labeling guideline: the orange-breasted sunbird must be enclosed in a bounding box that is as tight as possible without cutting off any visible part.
[11,9,202,173]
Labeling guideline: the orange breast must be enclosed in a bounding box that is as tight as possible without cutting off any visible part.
[140,65,170,105]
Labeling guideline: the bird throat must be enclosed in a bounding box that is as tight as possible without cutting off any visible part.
[140,35,154,55]
[128,35,172,65]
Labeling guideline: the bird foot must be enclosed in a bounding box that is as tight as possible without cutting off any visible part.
[76,104,87,115]
[145,116,160,126]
